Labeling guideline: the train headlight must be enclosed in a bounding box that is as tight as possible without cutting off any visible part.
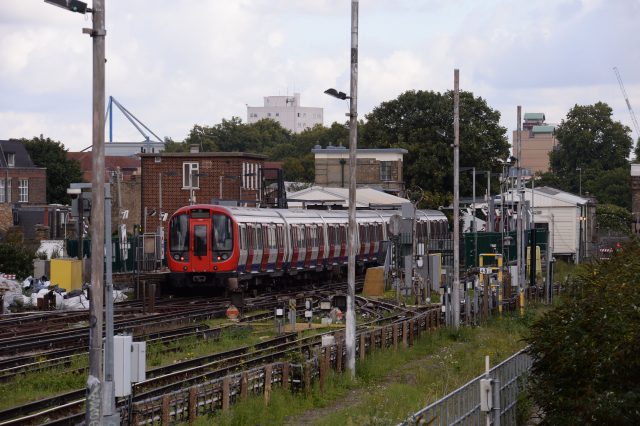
[173,254,180,261]
[222,253,229,260]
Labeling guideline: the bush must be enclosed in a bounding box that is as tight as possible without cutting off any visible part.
[0,243,36,280]
[526,240,640,425]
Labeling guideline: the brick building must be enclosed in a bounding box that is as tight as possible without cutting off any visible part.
[312,145,407,196]
[139,149,266,235]
[512,113,558,174]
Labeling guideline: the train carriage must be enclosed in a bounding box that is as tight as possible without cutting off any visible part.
[167,204,447,291]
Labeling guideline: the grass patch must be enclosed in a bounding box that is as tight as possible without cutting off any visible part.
[0,354,88,410]
[195,307,542,426]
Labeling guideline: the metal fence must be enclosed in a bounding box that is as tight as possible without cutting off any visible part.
[401,347,532,426]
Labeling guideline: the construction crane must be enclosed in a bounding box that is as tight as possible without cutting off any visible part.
[613,66,640,140]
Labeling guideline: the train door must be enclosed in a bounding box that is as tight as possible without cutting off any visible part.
[327,225,336,266]
[260,224,270,272]
[275,225,285,270]
[238,224,247,273]
[339,224,347,264]
[245,224,254,273]
[190,219,210,272]
[290,226,300,269]
[253,225,263,273]
[303,225,312,269]
[369,223,378,260]
[317,224,325,268]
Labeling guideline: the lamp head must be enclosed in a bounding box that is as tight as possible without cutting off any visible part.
[324,88,349,100]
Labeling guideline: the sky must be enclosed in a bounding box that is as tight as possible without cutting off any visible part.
[0,0,639,152]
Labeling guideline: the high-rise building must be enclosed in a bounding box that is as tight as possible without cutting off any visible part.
[512,112,558,173]
[247,93,323,133]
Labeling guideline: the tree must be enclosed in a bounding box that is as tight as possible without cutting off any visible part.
[595,203,632,235]
[549,102,632,189]
[20,136,84,204]
[360,90,509,208]
[526,241,640,424]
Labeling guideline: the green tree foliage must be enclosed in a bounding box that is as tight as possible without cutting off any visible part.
[526,240,640,425]
[546,102,633,207]
[596,203,632,235]
[0,243,36,280]
[360,90,509,208]
[20,136,84,204]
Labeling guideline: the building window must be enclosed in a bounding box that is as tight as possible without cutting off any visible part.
[380,161,393,181]
[19,179,28,203]
[6,153,15,167]
[183,162,199,188]
[6,178,11,202]
[267,112,271,117]
[0,179,4,203]
[275,112,279,117]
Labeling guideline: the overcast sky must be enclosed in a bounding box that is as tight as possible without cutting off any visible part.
[1,0,638,152]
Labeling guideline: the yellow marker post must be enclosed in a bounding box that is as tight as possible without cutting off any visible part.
[519,290,525,316]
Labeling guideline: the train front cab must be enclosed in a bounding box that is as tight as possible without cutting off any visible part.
[167,206,238,289]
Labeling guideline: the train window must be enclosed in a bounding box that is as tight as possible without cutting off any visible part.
[212,213,233,261]
[169,214,189,261]
[239,226,246,250]
[299,226,305,247]
[276,226,283,248]
[318,225,324,246]
[290,227,297,249]
[193,225,207,257]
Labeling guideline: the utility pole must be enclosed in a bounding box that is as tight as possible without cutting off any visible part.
[516,106,523,293]
[452,69,461,330]
[88,0,106,422]
[345,0,359,379]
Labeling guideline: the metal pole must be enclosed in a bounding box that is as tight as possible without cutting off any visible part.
[103,184,118,424]
[473,167,477,266]
[452,69,461,330]
[219,176,223,200]
[87,0,106,422]
[516,106,523,293]
[345,0,359,379]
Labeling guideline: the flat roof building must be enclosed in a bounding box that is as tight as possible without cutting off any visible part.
[512,112,558,174]
[247,93,322,133]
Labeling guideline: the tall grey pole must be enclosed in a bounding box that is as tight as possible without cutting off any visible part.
[345,0,359,379]
[452,69,461,330]
[472,167,477,266]
[103,184,118,424]
[87,0,106,422]
[516,106,523,292]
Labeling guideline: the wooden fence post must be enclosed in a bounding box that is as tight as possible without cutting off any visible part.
[161,395,171,425]
[264,364,272,406]
[282,362,290,391]
[360,333,366,361]
[336,343,343,373]
[304,362,311,394]
[409,319,415,346]
[240,372,249,400]
[222,376,230,412]
[402,321,408,348]
[393,323,398,350]
[188,386,197,424]
[370,330,376,353]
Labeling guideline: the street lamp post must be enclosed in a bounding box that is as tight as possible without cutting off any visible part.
[576,167,582,197]
[323,0,358,378]
[45,0,107,422]
[452,69,460,330]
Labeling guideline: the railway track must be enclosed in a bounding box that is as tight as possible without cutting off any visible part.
[0,293,405,426]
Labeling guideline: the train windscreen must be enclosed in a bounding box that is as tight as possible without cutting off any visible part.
[212,213,233,261]
[169,213,189,261]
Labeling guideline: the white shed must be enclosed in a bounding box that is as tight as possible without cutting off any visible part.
[498,186,590,262]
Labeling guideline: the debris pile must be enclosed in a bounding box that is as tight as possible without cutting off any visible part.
[0,274,127,312]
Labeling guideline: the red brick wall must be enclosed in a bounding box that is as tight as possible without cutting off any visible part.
[140,154,265,234]
[4,168,47,204]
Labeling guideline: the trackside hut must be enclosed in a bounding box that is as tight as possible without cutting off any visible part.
[515,186,592,262]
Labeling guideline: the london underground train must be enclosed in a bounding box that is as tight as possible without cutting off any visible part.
[166,204,448,291]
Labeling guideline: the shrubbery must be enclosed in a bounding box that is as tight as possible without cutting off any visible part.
[0,243,35,280]
[526,240,640,425]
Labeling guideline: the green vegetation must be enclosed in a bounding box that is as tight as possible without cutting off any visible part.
[0,354,87,410]
[0,242,36,280]
[20,135,84,204]
[526,240,640,425]
[193,310,539,426]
